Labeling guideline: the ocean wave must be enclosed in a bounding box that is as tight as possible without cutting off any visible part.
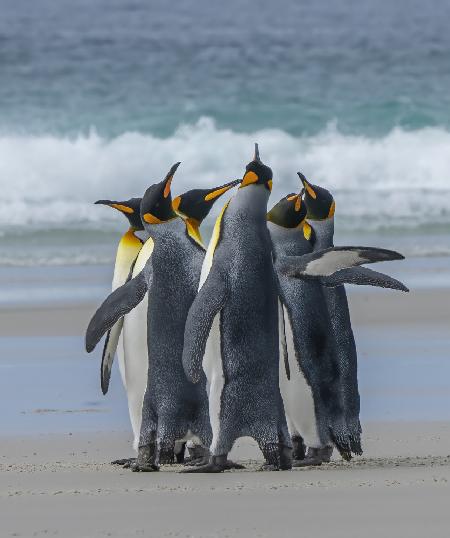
[1,117,450,232]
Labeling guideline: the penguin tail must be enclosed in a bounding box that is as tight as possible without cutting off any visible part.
[329,424,363,459]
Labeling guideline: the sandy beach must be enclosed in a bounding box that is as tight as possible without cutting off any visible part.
[1,276,450,537]
[2,423,450,538]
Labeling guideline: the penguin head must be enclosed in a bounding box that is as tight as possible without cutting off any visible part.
[267,192,307,228]
[172,179,240,224]
[94,197,144,230]
[240,143,273,192]
[140,162,180,226]
[298,172,335,221]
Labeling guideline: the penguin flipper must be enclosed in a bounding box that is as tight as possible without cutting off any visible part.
[321,266,409,292]
[182,271,228,384]
[100,261,138,395]
[101,319,124,395]
[86,269,150,353]
[278,246,405,279]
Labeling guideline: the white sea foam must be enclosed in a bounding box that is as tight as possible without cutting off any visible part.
[0,117,449,232]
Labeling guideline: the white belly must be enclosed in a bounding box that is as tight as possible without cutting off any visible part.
[202,314,224,454]
[121,238,154,451]
[123,294,148,451]
[279,305,321,448]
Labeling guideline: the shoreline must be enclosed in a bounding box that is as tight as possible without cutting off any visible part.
[1,286,449,338]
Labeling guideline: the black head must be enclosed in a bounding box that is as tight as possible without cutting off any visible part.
[298,172,335,221]
[240,143,273,191]
[267,192,307,228]
[140,162,180,225]
[172,179,240,224]
[94,197,143,230]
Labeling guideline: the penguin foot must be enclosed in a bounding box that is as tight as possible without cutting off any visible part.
[280,445,293,470]
[180,455,229,473]
[111,458,136,467]
[292,446,333,467]
[131,463,159,472]
[291,435,306,461]
[292,458,322,467]
[159,447,175,465]
[258,463,280,472]
[131,444,158,472]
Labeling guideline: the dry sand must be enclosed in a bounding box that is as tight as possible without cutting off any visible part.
[1,422,450,538]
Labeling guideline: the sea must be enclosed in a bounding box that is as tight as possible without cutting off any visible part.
[1,0,450,435]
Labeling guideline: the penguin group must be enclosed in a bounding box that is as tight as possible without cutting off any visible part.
[86,145,408,472]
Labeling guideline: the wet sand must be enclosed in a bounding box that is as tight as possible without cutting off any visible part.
[1,423,450,538]
[1,274,450,536]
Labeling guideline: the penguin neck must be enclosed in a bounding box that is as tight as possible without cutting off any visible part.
[145,217,187,243]
[183,217,205,249]
[309,216,334,249]
[230,184,269,221]
[120,227,143,247]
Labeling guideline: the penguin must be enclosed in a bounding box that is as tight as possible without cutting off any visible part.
[86,164,240,471]
[93,198,145,395]
[268,192,343,463]
[181,145,294,473]
[181,145,407,473]
[297,172,409,462]
[268,193,407,465]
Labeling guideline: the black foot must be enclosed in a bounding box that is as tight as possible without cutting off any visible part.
[292,435,306,461]
[131,463,159,472]
[292,458,322,467]
[180,455,230,473]
[131,444,158,472]
[293,446,333,467]
[159,446,175,465]
[111,458,136,467]
[174,442,186,464]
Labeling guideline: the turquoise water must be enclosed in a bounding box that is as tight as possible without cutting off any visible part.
[0,0,449,264]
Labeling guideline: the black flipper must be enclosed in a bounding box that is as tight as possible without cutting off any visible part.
[100,259,138,395]
[101,319,124,395]
[86,269,150,353]
[182,270,228,384]
[321,266,409,292]
[278,246,405,279]
[278,301,290,381]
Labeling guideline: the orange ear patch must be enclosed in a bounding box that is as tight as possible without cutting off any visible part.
[172,196,181,211]
[294,196,302,212]
[143,213,163,224]
[240,171,259,187]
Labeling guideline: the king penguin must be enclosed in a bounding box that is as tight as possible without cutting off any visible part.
[181,146,407,473]
[86,164,240,471]
[268,192,345,463]
[182,145,294,472]
[297,172,409,461]
[93,198,145,395]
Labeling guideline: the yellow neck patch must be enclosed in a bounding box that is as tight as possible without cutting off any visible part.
[302,221,312,241]
[185,218,204,248]
[328,200,336,218]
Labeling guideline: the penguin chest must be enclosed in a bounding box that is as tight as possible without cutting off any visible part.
[202,314,224,442]
[280,305,321,448]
